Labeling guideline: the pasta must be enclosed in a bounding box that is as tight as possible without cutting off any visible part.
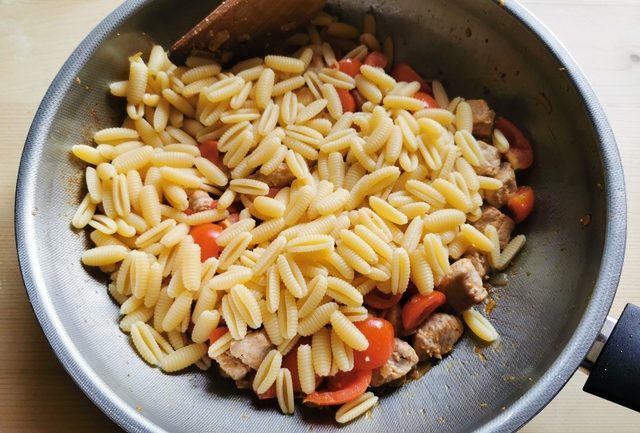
[160,343,208,372]
[73,9,534,423]
[253,349,282,394]
[335,392,378,424]
[276,368,295,414]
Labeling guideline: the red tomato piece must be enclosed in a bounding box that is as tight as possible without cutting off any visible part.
[495,117,534,170]
[338,58,362,78]
[363,289,402,310]
[190,223,224,261]
[401,291,446,331]
[352,317,395,370]
[303,369,372,406]
[337,88,356,113]
[391,63,431,93]
[198,140,223,168]
[414,91,439,109]
[257,384,277,399]
[363,51,387,69]
[209,326,229,345]
[507,186,535,223]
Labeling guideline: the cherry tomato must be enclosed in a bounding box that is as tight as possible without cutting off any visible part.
[414,91,439,109]
[507,186,535,223]
[209,326,229,345]
[391,63,431,93]
[303,369,372,406]
[401,291,446,331]
[337,88,356,113]
[338,58,362,78]
[352,317,395,370]
[363,51,387,69]
[198,140,223,168]
[190,223,224,261]
[495,117,534,170]
[257,384,277,399]
[363,289,402,310]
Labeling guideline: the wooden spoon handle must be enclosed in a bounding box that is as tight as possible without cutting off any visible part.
[170,0,326,62]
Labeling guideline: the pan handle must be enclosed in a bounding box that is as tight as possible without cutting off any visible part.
[581,303,640,412]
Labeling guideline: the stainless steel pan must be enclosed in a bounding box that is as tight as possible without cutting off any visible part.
[15,0,633,431]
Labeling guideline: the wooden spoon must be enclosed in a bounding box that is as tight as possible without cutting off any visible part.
[170,0,326,62]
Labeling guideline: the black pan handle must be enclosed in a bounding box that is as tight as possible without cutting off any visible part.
[582,303,640,411]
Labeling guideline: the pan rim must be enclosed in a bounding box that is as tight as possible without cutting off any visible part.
[14,1,627,432]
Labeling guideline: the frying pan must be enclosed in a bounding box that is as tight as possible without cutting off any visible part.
[14,0,637,431]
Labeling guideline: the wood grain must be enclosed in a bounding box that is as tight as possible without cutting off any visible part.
[0,1,638,432]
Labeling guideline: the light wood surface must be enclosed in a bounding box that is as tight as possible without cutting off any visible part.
[1,1,638,432]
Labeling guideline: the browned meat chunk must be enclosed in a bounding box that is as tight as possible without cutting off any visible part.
[229,330,273,370]
[413,313,464,360]
[467,99,495,139]
[463,249,490,279]
[381,304,412,337]
[214,351,251,380]
[188,189,214,212]
[437,258,487,313]
[234,377,252,390]
[252,163,295,188]
[371,338,419,387]
[485,162,517,208]
[473,206,515,249]
[475,141,501,176]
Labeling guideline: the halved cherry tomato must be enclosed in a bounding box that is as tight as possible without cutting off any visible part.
[304,369,372,406]
[363,51,387,69]
[352,317,394,370]
[495,117,534,170]
[507,186,535,223]
[338,58,362,78]
[198,140,223,168]
[337,88,356,113]
[363,289,402,310]
[209,326,229,345]
[414,91,439,109]
[401,291,446,331]
[190,223,224,261]
[391,63,431,94]
[258,384,277,399]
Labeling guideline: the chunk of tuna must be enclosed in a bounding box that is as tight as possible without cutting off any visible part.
[467,99,495,139]
[472,206,515,249]
[229,330,273,370]
[188,189,214,213]
[252,163,295,188]
[485,162,517,208]
[371,338,419,387]
[214,351,251,380]
[463,249,490,279]
[436,258,487,313]
[413,313,464,360]
[475,140,501,177]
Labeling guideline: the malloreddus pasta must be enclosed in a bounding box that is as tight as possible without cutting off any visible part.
[71,9,535,424]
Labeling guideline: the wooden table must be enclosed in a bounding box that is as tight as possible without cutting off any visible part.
[1,1,639,431]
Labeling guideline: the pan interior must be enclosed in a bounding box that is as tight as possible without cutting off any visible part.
[16,0,622,432]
